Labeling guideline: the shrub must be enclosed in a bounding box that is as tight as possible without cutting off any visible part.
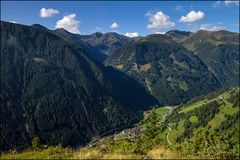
[31,137,42,151]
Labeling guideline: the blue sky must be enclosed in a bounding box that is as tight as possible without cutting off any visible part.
[1,1,239,36]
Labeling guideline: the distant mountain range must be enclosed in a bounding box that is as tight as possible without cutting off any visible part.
[1,21,239,151]
[54,28,140,57]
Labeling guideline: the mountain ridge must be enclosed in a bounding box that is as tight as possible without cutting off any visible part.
[106,33,221,105]
[0,21,157,151]
[1,21,239,152]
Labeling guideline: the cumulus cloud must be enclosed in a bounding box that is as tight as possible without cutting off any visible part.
[110,22,119,29]
[199,24,225,31]
[155,32,166,34]
[55,14,80,34]
[224,0,239,6]
[179,10,205,23]
[146,11,175,29]
[125,32,140,37]
[40,8,59,18]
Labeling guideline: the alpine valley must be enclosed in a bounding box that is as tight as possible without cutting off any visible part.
[1,21,239,159]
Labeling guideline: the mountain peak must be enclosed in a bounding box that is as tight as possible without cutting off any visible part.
[31,24,49,30]
[165,30,192,42]
[91,32,104,38]
[141,34,175,44]
[166,30,192,36]
[54,28,72,34]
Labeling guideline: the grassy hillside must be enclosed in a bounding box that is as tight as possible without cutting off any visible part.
[2,88,239,159]
[106,34,220,105]
[182,30,239,87]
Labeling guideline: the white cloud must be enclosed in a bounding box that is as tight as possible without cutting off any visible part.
[179,10,205,23]
[198,24,225,31]
[55,14,80,34]
[40,8,59,18]
[224,1,239,6]
[155,32,166,34]
[9,21,17,23]
[146,11,175,29]
[110,22,119,29]
[125,32,140,37]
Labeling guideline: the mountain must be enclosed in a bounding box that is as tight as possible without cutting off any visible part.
[54,29,140,56]
[0,21,158,151]
[106,34,220,105]
[3,87,238,159]
[51,28,107,63]
[80,32,141,56]
[31,24,49,31]
[182,30,239,87]
[165,30,192,42]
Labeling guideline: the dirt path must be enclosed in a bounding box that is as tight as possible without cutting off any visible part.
[167,126,172,145]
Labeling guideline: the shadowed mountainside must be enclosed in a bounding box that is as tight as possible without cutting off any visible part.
[0,21,158,151]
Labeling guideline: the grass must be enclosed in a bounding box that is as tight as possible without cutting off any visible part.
[155,107,169,115]
[148,145,179,159]
[169,120,185,142]
[1,146,73,159]
[208,111,226,129]
[114,133,127,140]
[189,116,198,123]
[220,101,239,115]
[177,120,185,133]
[2,147,141,159]
[73,148,141,159]
[179,100,207,113]
[73,144,188,159]
[143,106,170,125]
[155,107,170,121]
[159,129,168,142]
[179,97,219,114]
[221,107,239,115]
[73,148,102,159]
[207,96,239,129]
